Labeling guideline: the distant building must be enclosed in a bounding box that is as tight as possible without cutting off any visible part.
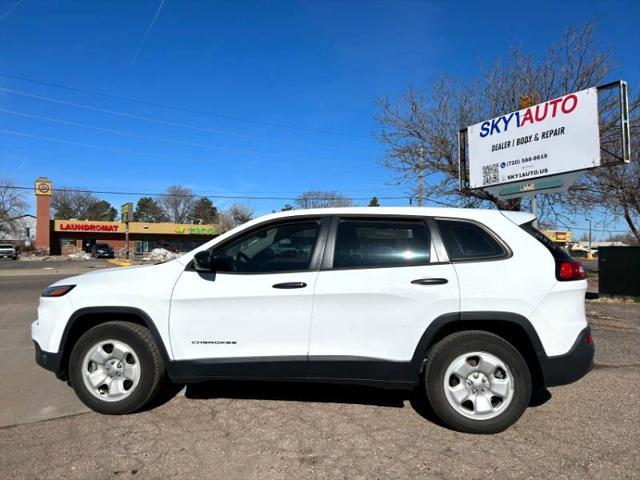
[32,177,220,256]
[586,241,627,248]
[543,230,572,246]
[0,214,36,248]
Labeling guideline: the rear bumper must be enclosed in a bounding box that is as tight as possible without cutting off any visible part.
[34,341,64,379]
[539,327,594,387]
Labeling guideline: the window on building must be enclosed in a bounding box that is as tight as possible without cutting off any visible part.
[61,238,77,248]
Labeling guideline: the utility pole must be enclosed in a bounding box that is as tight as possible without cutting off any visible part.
[531,194,538,228]
[520,95,538,227]
[588,218,592,251]
[121,202,133,260]
[125,221,130,260]
[417,146,425,207]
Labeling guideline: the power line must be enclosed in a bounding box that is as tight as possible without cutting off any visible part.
[0,110,341,160]
[0,128,157,157]
[2,184,455,205]
[4,182,631,229]
[0,86,374,153]
[0,72,369,138]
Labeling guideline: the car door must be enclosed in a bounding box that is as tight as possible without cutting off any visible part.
[170,217,328,361]
[309,216,459,362]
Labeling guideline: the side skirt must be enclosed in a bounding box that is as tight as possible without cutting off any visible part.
[167,356,419,390]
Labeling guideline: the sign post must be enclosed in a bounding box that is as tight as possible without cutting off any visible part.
[121,203,134,260]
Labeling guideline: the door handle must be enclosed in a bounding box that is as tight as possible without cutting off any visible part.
[411,278,448,285]
[272,282,307,289]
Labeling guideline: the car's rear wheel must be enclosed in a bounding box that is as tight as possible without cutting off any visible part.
[424,331,532,434]
[69,321,164,414]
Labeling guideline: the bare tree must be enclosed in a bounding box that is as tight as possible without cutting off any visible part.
[294,190,354,209]
[158,185,196,224]
[219,204,254,231]
[376,22,638,221]
[0,179,28,237]
[51,188,116,220]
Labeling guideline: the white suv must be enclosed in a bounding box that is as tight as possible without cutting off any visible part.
[32,208,593,433]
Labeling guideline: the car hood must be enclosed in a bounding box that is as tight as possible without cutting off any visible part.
[48,260,186,309]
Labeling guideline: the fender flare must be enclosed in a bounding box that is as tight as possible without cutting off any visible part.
[409,311,547,378]
[58,306,171,374]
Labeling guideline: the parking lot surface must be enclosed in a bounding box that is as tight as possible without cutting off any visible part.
[1,270,639,479]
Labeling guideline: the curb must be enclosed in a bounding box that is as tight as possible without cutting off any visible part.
[107,259,132,267]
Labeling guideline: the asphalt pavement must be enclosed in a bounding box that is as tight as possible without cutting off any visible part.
[0,257,114,276]
[0,268,638,479]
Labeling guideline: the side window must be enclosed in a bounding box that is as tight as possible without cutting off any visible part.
[436,219,506,261]
[213,221,320,273]
[333,219,431,269]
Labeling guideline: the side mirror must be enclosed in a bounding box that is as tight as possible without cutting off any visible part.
[193,251,213,272]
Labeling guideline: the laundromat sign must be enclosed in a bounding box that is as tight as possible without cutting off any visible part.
[54,220,219,235]
[56,221,120,232]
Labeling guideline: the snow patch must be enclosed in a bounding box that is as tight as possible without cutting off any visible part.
[143,248,181,262]
[67,252,92,260]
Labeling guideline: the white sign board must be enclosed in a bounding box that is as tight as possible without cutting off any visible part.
[467,87,600,189]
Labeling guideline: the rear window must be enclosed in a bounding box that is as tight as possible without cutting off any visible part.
[436,219,507,261]
[520,221,573,261]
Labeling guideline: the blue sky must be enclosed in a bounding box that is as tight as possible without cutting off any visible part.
[1,0,639,236]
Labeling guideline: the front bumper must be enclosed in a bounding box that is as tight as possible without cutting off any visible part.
[34,341,64,379]
[539,327,594,387]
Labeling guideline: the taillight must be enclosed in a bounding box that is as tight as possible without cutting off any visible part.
[557,260,586,281]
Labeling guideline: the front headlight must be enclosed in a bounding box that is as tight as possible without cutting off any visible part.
[41,285,76,297]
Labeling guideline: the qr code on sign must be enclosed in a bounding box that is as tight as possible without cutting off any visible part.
[482,163,499,185]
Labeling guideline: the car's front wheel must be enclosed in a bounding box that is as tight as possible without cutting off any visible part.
[424,331,532,434]
[69,321,164,414]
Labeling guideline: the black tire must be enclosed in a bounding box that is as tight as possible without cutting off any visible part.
[424,331,532,434]
[69,321,165,414]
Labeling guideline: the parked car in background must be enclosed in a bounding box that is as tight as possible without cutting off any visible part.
[32,207,593,434]
[91,243,114,258]
[0,244,18,260]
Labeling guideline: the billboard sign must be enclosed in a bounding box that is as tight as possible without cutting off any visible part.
[466,88,600,190]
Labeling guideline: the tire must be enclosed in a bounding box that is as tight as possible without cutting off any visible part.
[69,321,165,414]
[424,331,532,434]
